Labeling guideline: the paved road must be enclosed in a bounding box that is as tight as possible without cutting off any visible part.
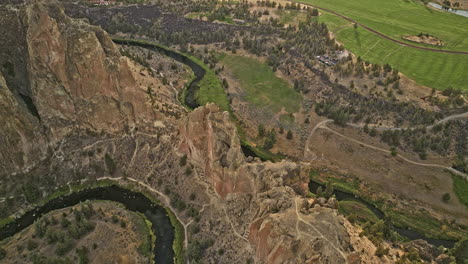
[292,1,468,55]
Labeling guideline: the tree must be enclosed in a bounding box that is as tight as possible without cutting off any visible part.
[442,193,451,202]
[450,238,468,264]
[312,8,319,16]
[391,147,398,157]
[316,186,323,196]
[0,247,6,260]
[104,153,116,175]
[375,245,389,257]
[324,181,334,199]
[263,129,277,150]
[258,124,266,138]
[354,23,358,29]
[286,130,293,140]
[179,154,187,166]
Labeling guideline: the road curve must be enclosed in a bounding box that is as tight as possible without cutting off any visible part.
[292,1,468,55]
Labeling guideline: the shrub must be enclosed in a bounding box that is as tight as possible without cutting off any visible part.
[104,153,117,175]
[442,193,451,202]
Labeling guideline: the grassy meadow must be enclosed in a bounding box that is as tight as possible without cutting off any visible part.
[218,53,302,113]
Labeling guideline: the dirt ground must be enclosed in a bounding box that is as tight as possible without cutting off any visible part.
[403,35,444,46]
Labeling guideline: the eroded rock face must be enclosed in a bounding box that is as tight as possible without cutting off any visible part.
[179,105,354,263]
[0,0,157,174]
[0,72,47,173]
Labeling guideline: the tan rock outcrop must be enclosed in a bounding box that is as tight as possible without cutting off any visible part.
[179,105,355,263]
[0,0,164,174]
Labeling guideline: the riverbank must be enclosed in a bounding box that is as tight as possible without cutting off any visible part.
[0,178,185,264]
[112,37,229,112]
[308,171,465,247]
[0,200,154,263]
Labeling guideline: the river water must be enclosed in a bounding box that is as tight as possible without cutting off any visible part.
[428,3,468,18]
[0,185,176,264]
[113,39,205,109]
[309,181,456,248]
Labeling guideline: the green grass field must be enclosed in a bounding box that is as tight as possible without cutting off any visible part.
[298,0,468,91]
[189,54,230,112]
[300,0,468,51]
[219,53,302,113]
[452,174,468,208]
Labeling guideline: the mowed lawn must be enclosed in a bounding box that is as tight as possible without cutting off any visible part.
[299,0,468,51]
[219,54,302,113]
[312,10,468,90]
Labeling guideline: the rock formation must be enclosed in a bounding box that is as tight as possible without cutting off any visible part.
[0,1,423,263]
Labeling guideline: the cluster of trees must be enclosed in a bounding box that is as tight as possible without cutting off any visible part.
[22,204,97,261]
[428,87,466,108]
[441,0,461,8]
[257,124,277,150]
[315,99,352,126]
[187,237,214,262]
[281,21,332,61]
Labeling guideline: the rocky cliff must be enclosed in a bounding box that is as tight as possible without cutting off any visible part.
[0,1,404,263]
[178,105,362,263]
[0,0,169,175]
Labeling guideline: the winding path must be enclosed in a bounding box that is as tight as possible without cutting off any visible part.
[291,1,468,55]
[304,119,468,180]
[294,198,348,263]
[303,119,332,157]
[348,111,468,131]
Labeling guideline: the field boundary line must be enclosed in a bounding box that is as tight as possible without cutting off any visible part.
[292,0,468,55]
[362,39,381,57]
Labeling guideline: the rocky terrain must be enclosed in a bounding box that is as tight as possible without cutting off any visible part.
[0,0,465,263]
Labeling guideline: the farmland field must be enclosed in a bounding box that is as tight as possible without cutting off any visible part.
[298,0,468,90]
[299,0,468,51]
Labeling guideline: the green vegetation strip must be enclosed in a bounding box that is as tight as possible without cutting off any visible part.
[310,171,465,241]
[0,179,185,263]
[452,174,468,208]
[300,0,468,91]
[338,200,380,224]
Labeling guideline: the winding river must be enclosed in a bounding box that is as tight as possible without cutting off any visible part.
[309,180,456,248]
[112,38,204,109]
[0,185,176,264]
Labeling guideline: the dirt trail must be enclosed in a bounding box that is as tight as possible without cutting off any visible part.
[303,119,332,157]
[319,126,468,179]
[294,198,348,263]
[348,111,468,131]
[291,1,468,55]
